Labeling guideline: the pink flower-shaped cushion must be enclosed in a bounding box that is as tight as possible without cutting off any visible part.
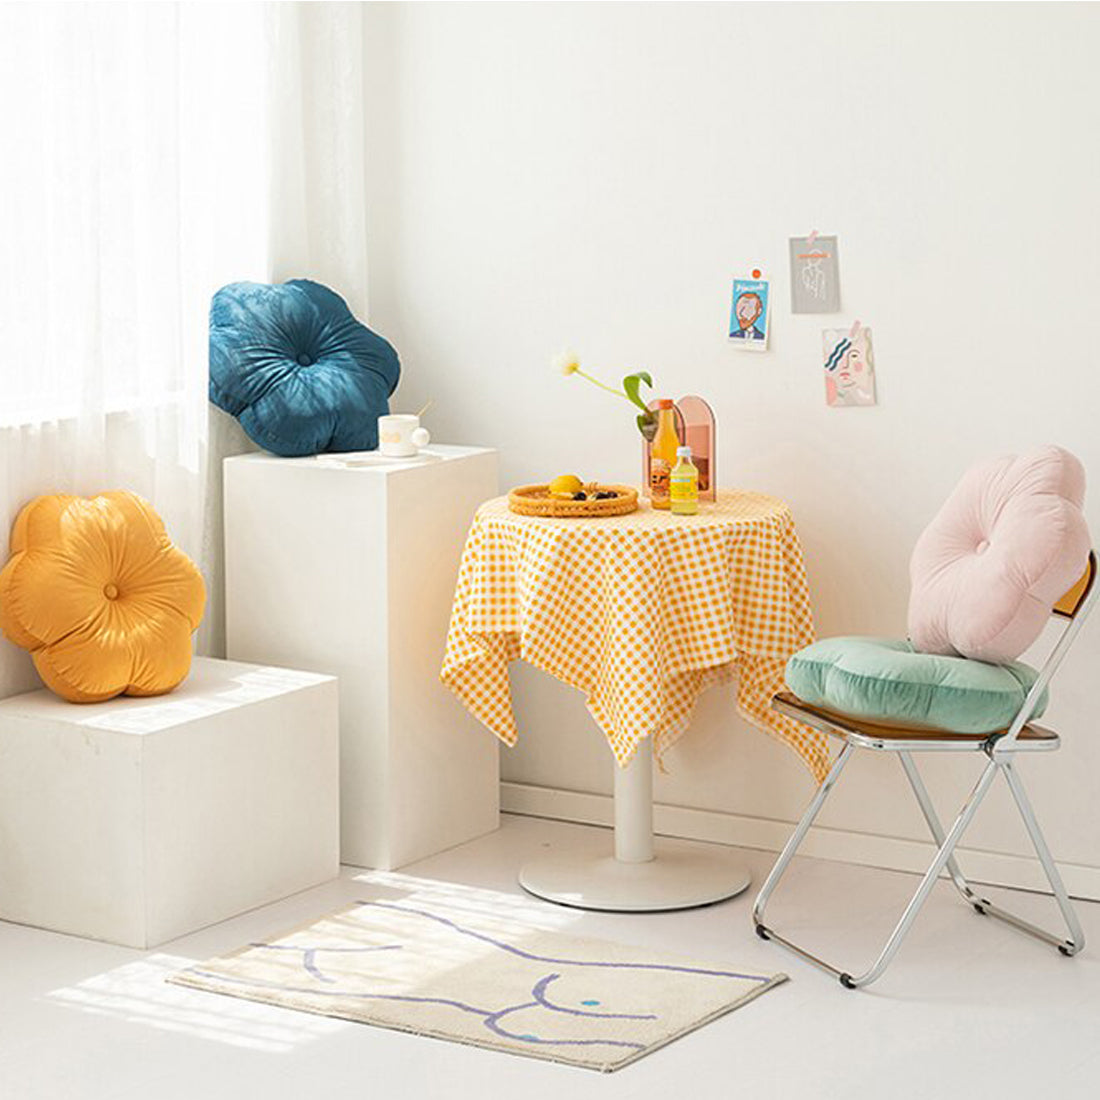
[908,446,1091,663]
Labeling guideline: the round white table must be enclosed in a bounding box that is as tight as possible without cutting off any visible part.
[441,491,824,912]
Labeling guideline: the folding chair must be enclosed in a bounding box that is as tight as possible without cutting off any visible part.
[752,551,1097,989]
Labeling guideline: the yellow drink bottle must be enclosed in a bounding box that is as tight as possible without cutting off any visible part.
[650,399,679,510]
[670,446,699,515]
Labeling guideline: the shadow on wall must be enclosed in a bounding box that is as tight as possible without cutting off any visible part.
[204,406,261,658]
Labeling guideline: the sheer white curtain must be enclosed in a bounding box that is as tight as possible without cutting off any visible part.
[268,2,370,314]
[0,2,369,692]
[205,1,370,655]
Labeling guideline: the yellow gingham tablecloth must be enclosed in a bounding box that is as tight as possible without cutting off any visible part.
[440,491,830,781]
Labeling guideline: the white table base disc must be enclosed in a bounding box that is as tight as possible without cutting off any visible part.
[519,836,752,912]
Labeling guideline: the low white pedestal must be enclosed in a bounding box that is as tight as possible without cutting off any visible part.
[224,445,500,870]
[0,658,339,948]
[519,739,751,911]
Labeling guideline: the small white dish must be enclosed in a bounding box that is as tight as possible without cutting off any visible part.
[315,449,443,469]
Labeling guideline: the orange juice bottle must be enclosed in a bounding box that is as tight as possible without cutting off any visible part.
[649,399,679,510]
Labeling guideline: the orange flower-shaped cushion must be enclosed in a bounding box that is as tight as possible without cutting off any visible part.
[0,492,205,703]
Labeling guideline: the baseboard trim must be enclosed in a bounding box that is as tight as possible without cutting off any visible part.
[501,781,1100,902]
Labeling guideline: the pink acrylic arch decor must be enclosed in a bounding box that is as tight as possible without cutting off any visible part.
[641,395,716,501]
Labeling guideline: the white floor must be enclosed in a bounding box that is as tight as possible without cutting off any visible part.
[2,815,1098,1100]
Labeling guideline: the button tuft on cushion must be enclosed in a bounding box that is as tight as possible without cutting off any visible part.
[103,583,119,600]
[296,353,313,367]
[974,540,989,555]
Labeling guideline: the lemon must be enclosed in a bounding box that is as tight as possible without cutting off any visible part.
[549,474,583,498]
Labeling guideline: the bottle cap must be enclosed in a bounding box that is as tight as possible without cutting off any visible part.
[676,446,692,458]
[657,398,674,410]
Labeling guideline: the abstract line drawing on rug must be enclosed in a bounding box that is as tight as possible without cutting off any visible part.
[247,941,403,984]
[170,899,787,1069]
[188,966,651,1050]
[361,901,774,980]
[191,902,774,1051]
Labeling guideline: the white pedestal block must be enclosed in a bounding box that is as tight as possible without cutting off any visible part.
[224,445,500,870]
[0,658,339,948]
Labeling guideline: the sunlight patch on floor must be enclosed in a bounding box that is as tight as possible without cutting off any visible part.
[354,869,586,934]
[47,953,348,1052]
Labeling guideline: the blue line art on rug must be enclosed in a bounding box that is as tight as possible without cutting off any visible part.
[360,901,773,982]
[247,942,403,984]
[168,897,788,1072]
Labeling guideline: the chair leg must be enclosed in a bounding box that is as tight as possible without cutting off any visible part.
[900,752,1083,954]
[898,751,992,910]
[1000,761,1085,955]
[754,751,1000,989]
[840,758,999,987]
[752,742,853,940]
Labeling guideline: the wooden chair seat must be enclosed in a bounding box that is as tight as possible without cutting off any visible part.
[773,691,1060,749]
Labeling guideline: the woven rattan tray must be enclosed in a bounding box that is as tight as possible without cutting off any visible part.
[508,484,638,518]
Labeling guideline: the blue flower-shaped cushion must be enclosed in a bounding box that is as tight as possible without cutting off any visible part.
[209,280,401,457]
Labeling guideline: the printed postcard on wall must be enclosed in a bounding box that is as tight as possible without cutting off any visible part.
[823,322,876,406]
[789,235,840,313]
[728,278,770,351]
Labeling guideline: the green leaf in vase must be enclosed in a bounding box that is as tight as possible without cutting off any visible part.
[622,371,653,413]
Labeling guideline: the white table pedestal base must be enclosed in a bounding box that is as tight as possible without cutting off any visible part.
[518,738,752,912]
[519,837,752,912]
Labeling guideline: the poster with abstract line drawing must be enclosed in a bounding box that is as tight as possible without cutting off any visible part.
[790,235,840,313]
[728,278,770,351]
[823,322,876,406]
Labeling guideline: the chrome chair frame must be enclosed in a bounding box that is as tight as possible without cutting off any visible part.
[752,552,1098,990]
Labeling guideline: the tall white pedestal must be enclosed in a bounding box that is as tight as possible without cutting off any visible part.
[224,445,500,870]
[0,658,339,948]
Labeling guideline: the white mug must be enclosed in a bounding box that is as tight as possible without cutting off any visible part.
[378,413,431,457]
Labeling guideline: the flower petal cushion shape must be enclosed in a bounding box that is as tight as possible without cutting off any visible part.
[0,492,206,703]
[209,279,401,457]
[785,637,1048,733]
[908,445,1091,664]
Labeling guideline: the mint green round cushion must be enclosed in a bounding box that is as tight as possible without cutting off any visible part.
[785,637,1047,732]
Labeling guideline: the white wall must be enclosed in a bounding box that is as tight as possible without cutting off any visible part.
[1,3,1094,891]
[365,1,1100,892]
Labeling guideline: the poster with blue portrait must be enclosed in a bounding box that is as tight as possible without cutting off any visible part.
[728,278,770,351]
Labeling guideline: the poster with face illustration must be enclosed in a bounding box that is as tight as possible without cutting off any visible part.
[790,235,840,313]
[728,278,770,351]
[823,323,876,406]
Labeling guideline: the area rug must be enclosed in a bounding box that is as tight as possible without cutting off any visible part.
[168,899,787,1072]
